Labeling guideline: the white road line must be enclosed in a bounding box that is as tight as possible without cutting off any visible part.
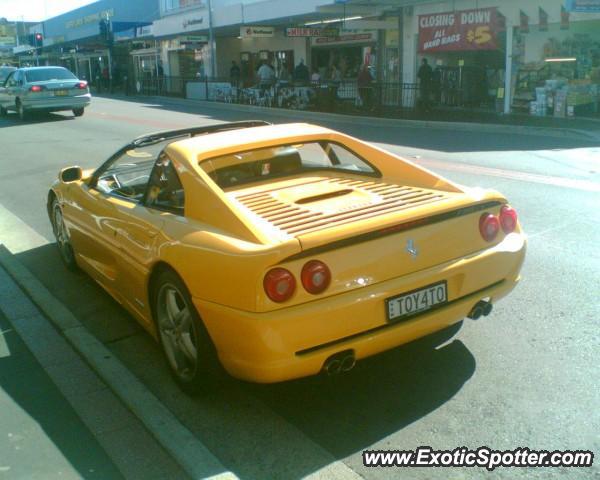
[0,202,49,254]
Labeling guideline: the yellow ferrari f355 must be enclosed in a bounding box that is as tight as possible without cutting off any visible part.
[48,121,526,391]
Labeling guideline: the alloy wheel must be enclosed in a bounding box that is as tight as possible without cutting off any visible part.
[156,283,198,382]
[52,204,74,265]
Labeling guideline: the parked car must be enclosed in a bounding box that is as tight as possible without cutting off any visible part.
[0,66,91,120]
[47,121,526,392]
[0,66,16,84]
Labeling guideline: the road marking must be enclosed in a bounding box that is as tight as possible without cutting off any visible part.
[88,111,188,129]
[417,158,600,192]
[0,202,49,254]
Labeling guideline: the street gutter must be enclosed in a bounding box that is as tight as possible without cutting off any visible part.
[0,245,237,480]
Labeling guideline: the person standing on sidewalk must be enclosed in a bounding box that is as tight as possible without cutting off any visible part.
[357,64,373,111]
[230,60,241,88]
[417,58,433,112]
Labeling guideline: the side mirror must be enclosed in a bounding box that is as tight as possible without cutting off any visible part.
[59,166,82,183]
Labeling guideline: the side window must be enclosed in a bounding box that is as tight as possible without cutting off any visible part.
[145,155,185,215]
[6,72,16,87]
[95,148,156,202]
[327,143,374,172]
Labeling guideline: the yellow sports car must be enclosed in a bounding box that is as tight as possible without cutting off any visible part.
[48,121,526,391]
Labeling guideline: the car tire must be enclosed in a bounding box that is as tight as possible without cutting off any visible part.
[152,269,221,394]
[50,198,78,271]
[16,100,27,121]
[0,105,6,117]
[73,108,84,117]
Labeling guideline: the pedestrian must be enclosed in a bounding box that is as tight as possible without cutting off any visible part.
[417,58,433,111]
[102,64,110,91]
[293,59,309,86]
[278,62,290,86]
[357,64,373,110]
[328,64,342,111]
[257,61,274,91]
[230,60,240,87]
[311,68,321,85]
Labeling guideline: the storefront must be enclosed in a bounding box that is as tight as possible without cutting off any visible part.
[510,5,600,117]
[216,27,308,86]
[404,0,600,116]
[153,7,212,78]
[310,30,377,81]
[416,7,506,109]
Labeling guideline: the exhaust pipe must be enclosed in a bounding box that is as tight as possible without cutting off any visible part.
[323,350,355,376]
[324,359,342,376]
[340,354,356,372]
[468,300,493,320]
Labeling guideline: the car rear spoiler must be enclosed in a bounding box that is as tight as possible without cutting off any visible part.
[132,121,272,147]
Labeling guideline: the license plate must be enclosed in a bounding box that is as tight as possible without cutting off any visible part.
[53,90,69,96]
[385,280,448,322]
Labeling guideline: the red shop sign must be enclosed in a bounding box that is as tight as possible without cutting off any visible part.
[418,8,499,53]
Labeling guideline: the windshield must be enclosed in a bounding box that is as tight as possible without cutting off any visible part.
[200,141,378,189]
[24,68,77,82]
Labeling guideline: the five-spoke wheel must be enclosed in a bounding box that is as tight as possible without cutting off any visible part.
[153,270,219,393]
[51,199,77,270]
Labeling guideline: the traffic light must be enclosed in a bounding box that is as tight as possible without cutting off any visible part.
[34,32,43,47]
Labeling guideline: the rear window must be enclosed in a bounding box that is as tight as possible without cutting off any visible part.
[25,68,77,82]
[200,141,378,188]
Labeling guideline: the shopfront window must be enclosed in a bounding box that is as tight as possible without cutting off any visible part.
[512,20,600,118]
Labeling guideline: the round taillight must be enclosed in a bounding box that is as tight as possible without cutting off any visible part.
[301,260,331,294]
[264,268,296,303]
[479,213,500,242]
[499,205,518,233]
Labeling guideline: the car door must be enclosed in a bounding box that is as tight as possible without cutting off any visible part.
[111,153,186,324]
[63,147,158,303]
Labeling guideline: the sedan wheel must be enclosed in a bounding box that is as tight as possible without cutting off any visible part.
[51,199,77,270]
[0,105,6,117]
[73,108,84,117]
[154,270,219,393]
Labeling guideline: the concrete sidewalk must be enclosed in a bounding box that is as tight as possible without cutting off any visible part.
[0,252,193,480]
[0,309,123,479]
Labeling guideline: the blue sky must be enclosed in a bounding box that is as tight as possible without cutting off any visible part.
[0,0,98,22]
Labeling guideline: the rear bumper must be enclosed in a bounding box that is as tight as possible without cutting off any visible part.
[22,94,91,111]
[195,232,526,383]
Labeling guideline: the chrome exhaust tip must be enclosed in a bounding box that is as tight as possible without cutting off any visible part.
[324,359,342,376]
[340,354,356,372]
[468,300,493,320]
[323,350,355,376]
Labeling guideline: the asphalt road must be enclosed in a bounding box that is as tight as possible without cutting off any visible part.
[0,96,598,479]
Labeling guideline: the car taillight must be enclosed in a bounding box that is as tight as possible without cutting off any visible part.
[499,205,518,233]
[264,268,296,303]
[301,260,331,294]
[29,85,44,92]
[74,82,87,89]
[479,213,500,242]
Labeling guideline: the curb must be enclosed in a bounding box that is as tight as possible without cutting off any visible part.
[0,245,237,480]
[105,93,600,142]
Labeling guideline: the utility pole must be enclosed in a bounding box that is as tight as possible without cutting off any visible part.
[207,0,216,78]
[503,21,513,115]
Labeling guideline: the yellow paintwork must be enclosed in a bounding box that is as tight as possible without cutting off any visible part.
[51,123,526,383]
